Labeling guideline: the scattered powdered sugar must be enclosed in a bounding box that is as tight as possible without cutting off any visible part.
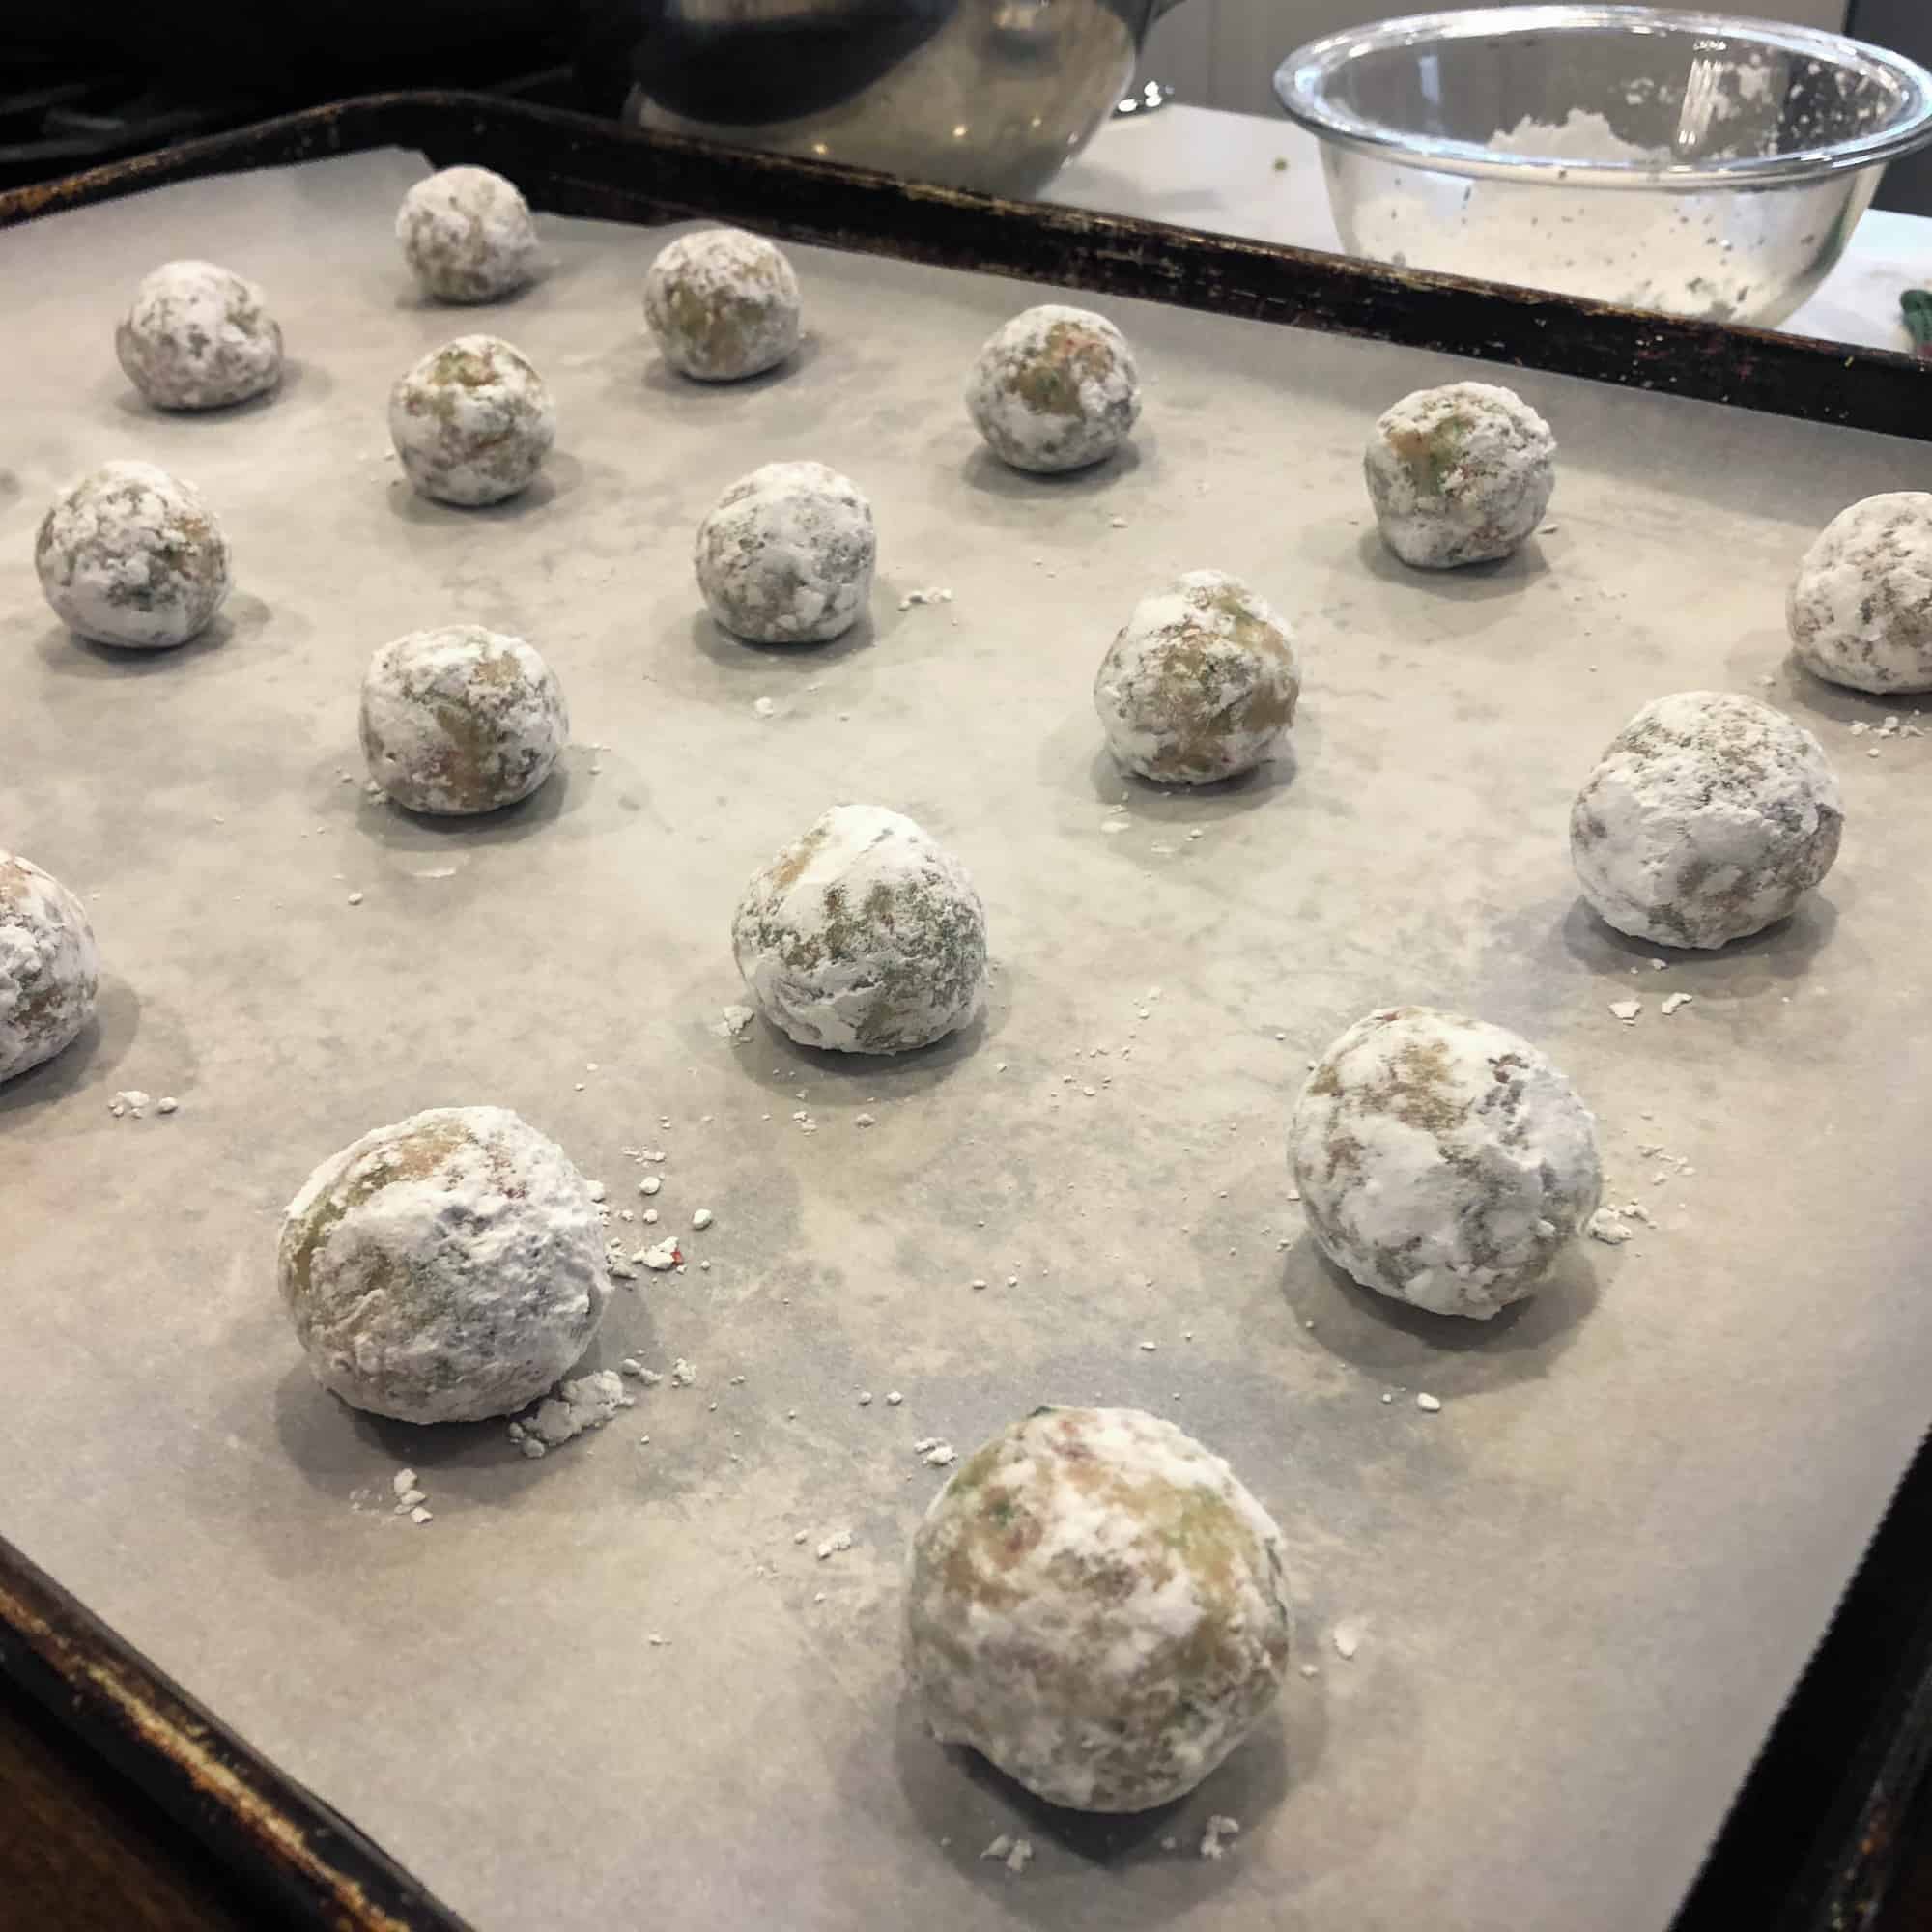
[980,1833,1035,1872]
[391,1467,430,1520]
[1200,1816,1241,1861]
[506,1369,635,1457]
[1588,1206,1636,1245]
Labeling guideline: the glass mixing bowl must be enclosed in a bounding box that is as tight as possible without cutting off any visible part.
[1273,6,1932,327]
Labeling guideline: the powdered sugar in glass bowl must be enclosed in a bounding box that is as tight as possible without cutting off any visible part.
[1274,6,1932,327]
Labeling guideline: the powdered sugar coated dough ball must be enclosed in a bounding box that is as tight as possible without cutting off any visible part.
[35,460,231,649]
[361,626,568,815]
[966,304,1140,473]
[1094,570,1300,783]
[696,461,874,644]
[1571,692,1842,950]
[396,166,538,303]
[644,228,801,382]
[115,260,281,410]
[905,1406,1291,1811]
[1291,1007,1602,1321]
[0,854,99,1085]
[388,335,555,506]
[1787,493,1932,694]
[732,804,987,1053]
[278,1106,608,1425]
[1365,382,1555,569]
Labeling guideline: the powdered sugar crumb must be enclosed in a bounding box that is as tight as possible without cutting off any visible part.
[507,1369,634,1458]
[1200,1816,1241,1861]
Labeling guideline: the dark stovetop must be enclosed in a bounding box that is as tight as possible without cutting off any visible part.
[0,66,583,191]
[0,14,595,191]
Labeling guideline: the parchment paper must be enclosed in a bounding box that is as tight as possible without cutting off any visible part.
[3,150,1929,1932]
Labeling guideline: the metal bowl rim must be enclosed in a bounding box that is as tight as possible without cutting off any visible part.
[1272,5,1932,191]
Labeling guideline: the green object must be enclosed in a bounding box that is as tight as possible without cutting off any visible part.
[1903,288,1932,358]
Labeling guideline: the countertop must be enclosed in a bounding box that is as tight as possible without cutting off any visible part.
[1046,105,1931,355]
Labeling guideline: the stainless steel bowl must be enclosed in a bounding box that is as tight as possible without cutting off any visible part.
[615,0,1190,199]
[1274,6,1932,327]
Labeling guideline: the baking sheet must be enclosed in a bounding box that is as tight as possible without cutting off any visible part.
[3,148,1929,1932]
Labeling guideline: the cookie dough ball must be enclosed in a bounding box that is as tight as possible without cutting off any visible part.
[361,626,568,815]
[1291,1006,1602,1320]
[1571,691,1842,950]
[396,166,538,303]
[277,1106,607,1424]
[115,260,281,411]
[1788,493,1932,694]
[644,228,801,382]
[695,461,874,644]
[35,461,231,649]
[388,335,555,507]
[905,1406,1291,1811]
[732,804,986,1053]
[1365,382,1555,569]
[1094,570,1300,783]
[0,854,100,1085]
[966,304,1140,474]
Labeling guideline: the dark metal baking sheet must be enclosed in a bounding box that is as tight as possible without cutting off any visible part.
[3,103,1931,1932]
